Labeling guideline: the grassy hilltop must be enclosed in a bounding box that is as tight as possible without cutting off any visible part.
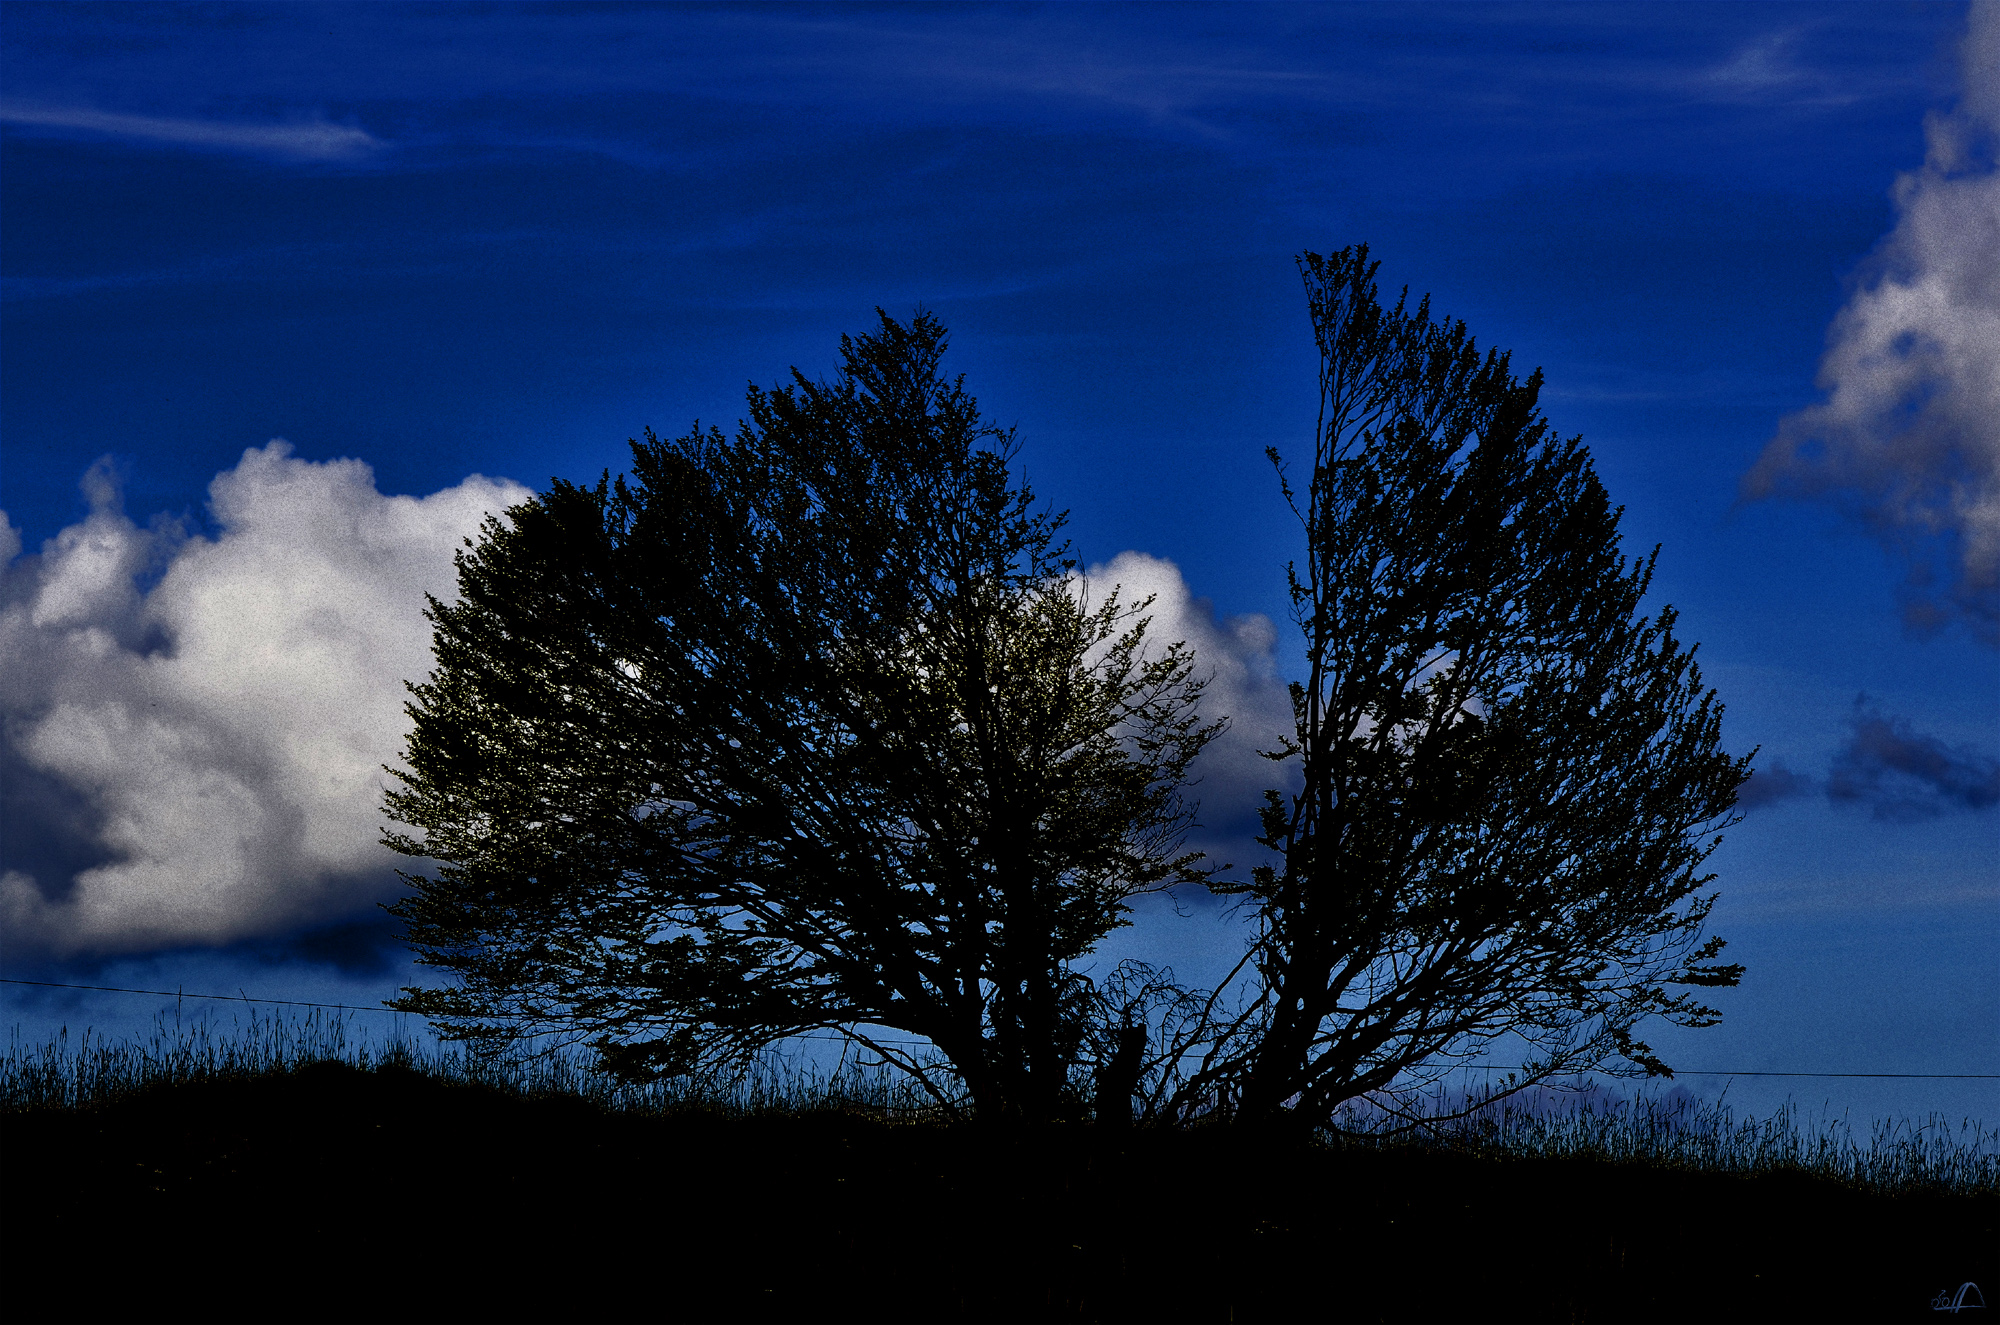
[3,1018,1993,1324]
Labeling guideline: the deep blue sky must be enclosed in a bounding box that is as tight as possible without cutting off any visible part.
[2,2,1994,1121]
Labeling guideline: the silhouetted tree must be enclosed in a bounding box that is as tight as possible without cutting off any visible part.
[1182,247,1750,1132]
[385,312,1220,1123]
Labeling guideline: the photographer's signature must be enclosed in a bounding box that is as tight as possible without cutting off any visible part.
[1934,1283,1986,1314]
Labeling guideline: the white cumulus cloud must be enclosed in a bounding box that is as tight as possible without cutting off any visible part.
[0,444,529,957]
[1744,0,2000,642]
[1074,551,1296,857]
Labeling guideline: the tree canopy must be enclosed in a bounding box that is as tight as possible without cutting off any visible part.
[383,312,1220,1123]
[386,266,1750,1136]
[1172,246,1751,1132]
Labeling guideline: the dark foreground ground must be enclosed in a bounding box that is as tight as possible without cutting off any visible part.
[2,1063,1992,1324]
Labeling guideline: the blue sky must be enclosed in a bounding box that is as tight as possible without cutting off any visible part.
[2,2,1994,1122]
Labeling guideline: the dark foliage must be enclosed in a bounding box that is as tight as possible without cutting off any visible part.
[4,1066,1991,1324]
[1182,247,1752,1131]
[384,312,1218,1123]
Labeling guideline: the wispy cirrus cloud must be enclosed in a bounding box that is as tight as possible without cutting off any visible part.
[1694,24,1913,109]
[0,6,1942,176]
[0,103,378,161]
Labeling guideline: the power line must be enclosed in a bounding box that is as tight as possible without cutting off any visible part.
[4,977,1995,1079]
[1459,1065,1999,1081]
[0,977,935,1041]
[0,977,410,1016]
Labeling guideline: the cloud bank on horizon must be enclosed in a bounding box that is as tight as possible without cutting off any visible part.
[0,456,1291,961]
[1746,0,2000,643]
[0,445,529,959]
